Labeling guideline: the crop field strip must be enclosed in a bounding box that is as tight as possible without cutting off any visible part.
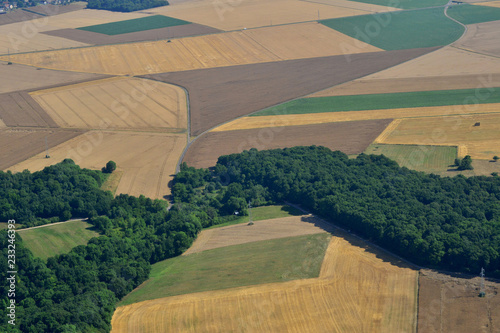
[0,91,58,128]
[7,131,187,199]
[447,3,500,25]
[453,20,500,57]
[474,0,500,7]
[339,0,448,9]
[111,227,418,332]
[146,47,436,135]
[30,77,187,130]
[183,119,392,168]
[76,15,191,35]
[0,2,85,26]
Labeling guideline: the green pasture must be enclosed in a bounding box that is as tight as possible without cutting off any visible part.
[77,15,190,35]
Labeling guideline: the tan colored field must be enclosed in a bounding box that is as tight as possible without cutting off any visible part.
[211,103,500,132]
[31,77,187,130]
[363,46,500,79]
[473,0,500,7]
[300,0,399,12]
[1,22,384,75]
[184,215,335,255]
[111,227,418,332]
[454,20,500,57]
[153,0,370,31]
[309,73,500,97]
[376,113,500,159]
[7,131,187,199]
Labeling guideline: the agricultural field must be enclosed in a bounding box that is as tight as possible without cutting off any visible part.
[375,113,500,160]
[454,20,500,57]
[7,131,187,199]
[31,77,187,130]
[320,7,464,50]
[111,225,418,332]
[152,0,379,31]
[418,271,500,333]
[183,119,392,168]
[475,0,500,7]
[0,2,85,26]
[447,4,500,25]
[119,232,332,306]
[347,0,447,9]
[0,91,58,128]
[147,47,434,135]
[17,220,100,260]
[364,144,457,173]
[77,15,190,35]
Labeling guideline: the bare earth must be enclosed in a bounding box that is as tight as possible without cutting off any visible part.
[0,91,58,128]
[146,47,437,135]
[183,215,335,255]
[111,222,418,332]
[454,20,500,58]
[0,3,85,26]
[183,119,392,168]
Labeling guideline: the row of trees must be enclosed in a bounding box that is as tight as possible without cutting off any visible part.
[86,0,168,12]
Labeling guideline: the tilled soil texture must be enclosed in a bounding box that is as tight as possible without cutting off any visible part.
[0,91,57,128]
[418,271,500,333]
[145,47,438,136]
[182,119,392,168]
[0,3,85,26]
[42,23,221,45]
[454,20,500,57]
[0,128,83,170]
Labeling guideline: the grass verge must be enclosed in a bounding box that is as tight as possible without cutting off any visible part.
[208,205,303,229]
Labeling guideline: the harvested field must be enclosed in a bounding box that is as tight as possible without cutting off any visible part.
[418,271,500,333]
[152,0,370,31]
[31,77,187,130]
[0,9,44,26]
[184,215,334,255]
[0,3,85,26]
[0,128,83,170]
[474,0,500,7]
[321,8,464,50]
[364,144,457,173]
[454,20,500,57]
[365,46,500,79]
[146,47,437,135]
[376,113,500,159]
[0,61,103,94]
[309,73,500,97]
[77,15,190,35]
[7,131,187,199]
[42,23,220,45]
[183,119,392,168]
[20,3,87,16]
[297,0,400,12]
[0,91,58,128]
[343,0,447,8]
[111,226,418,333]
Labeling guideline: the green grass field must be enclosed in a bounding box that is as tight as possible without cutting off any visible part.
[100,170,123,195]
[119,233,331,306]
[209,205,303,229]
[18,221,100,260]
[365,144,457,172]
[77,15,190,35]
[346,0,448,9]
[320,7,463,50]
[447,4,500,25]
[252,87,500,116]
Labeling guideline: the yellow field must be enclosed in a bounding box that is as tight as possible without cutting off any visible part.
[211,103,500,132]
[376,113,500,159]
[31,77,187,130]
[111,230,418,332]
[7,131,187,199]
[1,22,382,75]
[153,0,372,31]
[473,0,500,7]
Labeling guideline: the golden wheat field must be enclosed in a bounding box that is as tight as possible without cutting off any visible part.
[153,0,372,31]
[111,228,418,332]
[30,77,187,130]
[211,103,500,132]
[7,131,186,199]
[472,0,500,7]
[375,113,500,159]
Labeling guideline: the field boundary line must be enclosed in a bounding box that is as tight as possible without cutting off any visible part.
[373,118,401,143]
[17,218,88,231]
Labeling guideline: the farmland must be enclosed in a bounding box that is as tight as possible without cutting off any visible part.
[119,233,332,306]
[348,0,448,9]
[454,20,500,57]
[111,226,418,332]
[17,220,100,260]
[447,4,500,25]
[0,91,58,128]
[77,15,190,35]
[183,119,392,168]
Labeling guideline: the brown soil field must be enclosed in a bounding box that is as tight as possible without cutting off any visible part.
[7,131,187,199]
[42,23,220,45]
[146,47,437,135]
[418,270,500,333]
[365,46,500,80]
[183,119,392,168]
[454,20,500,58]
[0,3,84,26]
[0,128,83,170]
[0,9,43,26]
[111,226,418,332]
[183,215,335,255]
[0,61,103,94]
[309,73,500,97]
[31,77,187,130]
[152,0,370,31]
[212,103,500,132]
[21,3,87,16]
[0,91,58,128]
[376,113,500,160]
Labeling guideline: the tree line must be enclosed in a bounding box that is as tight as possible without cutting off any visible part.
[86,0,168,12]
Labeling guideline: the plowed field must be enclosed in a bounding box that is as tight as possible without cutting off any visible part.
[0,91,58,128]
